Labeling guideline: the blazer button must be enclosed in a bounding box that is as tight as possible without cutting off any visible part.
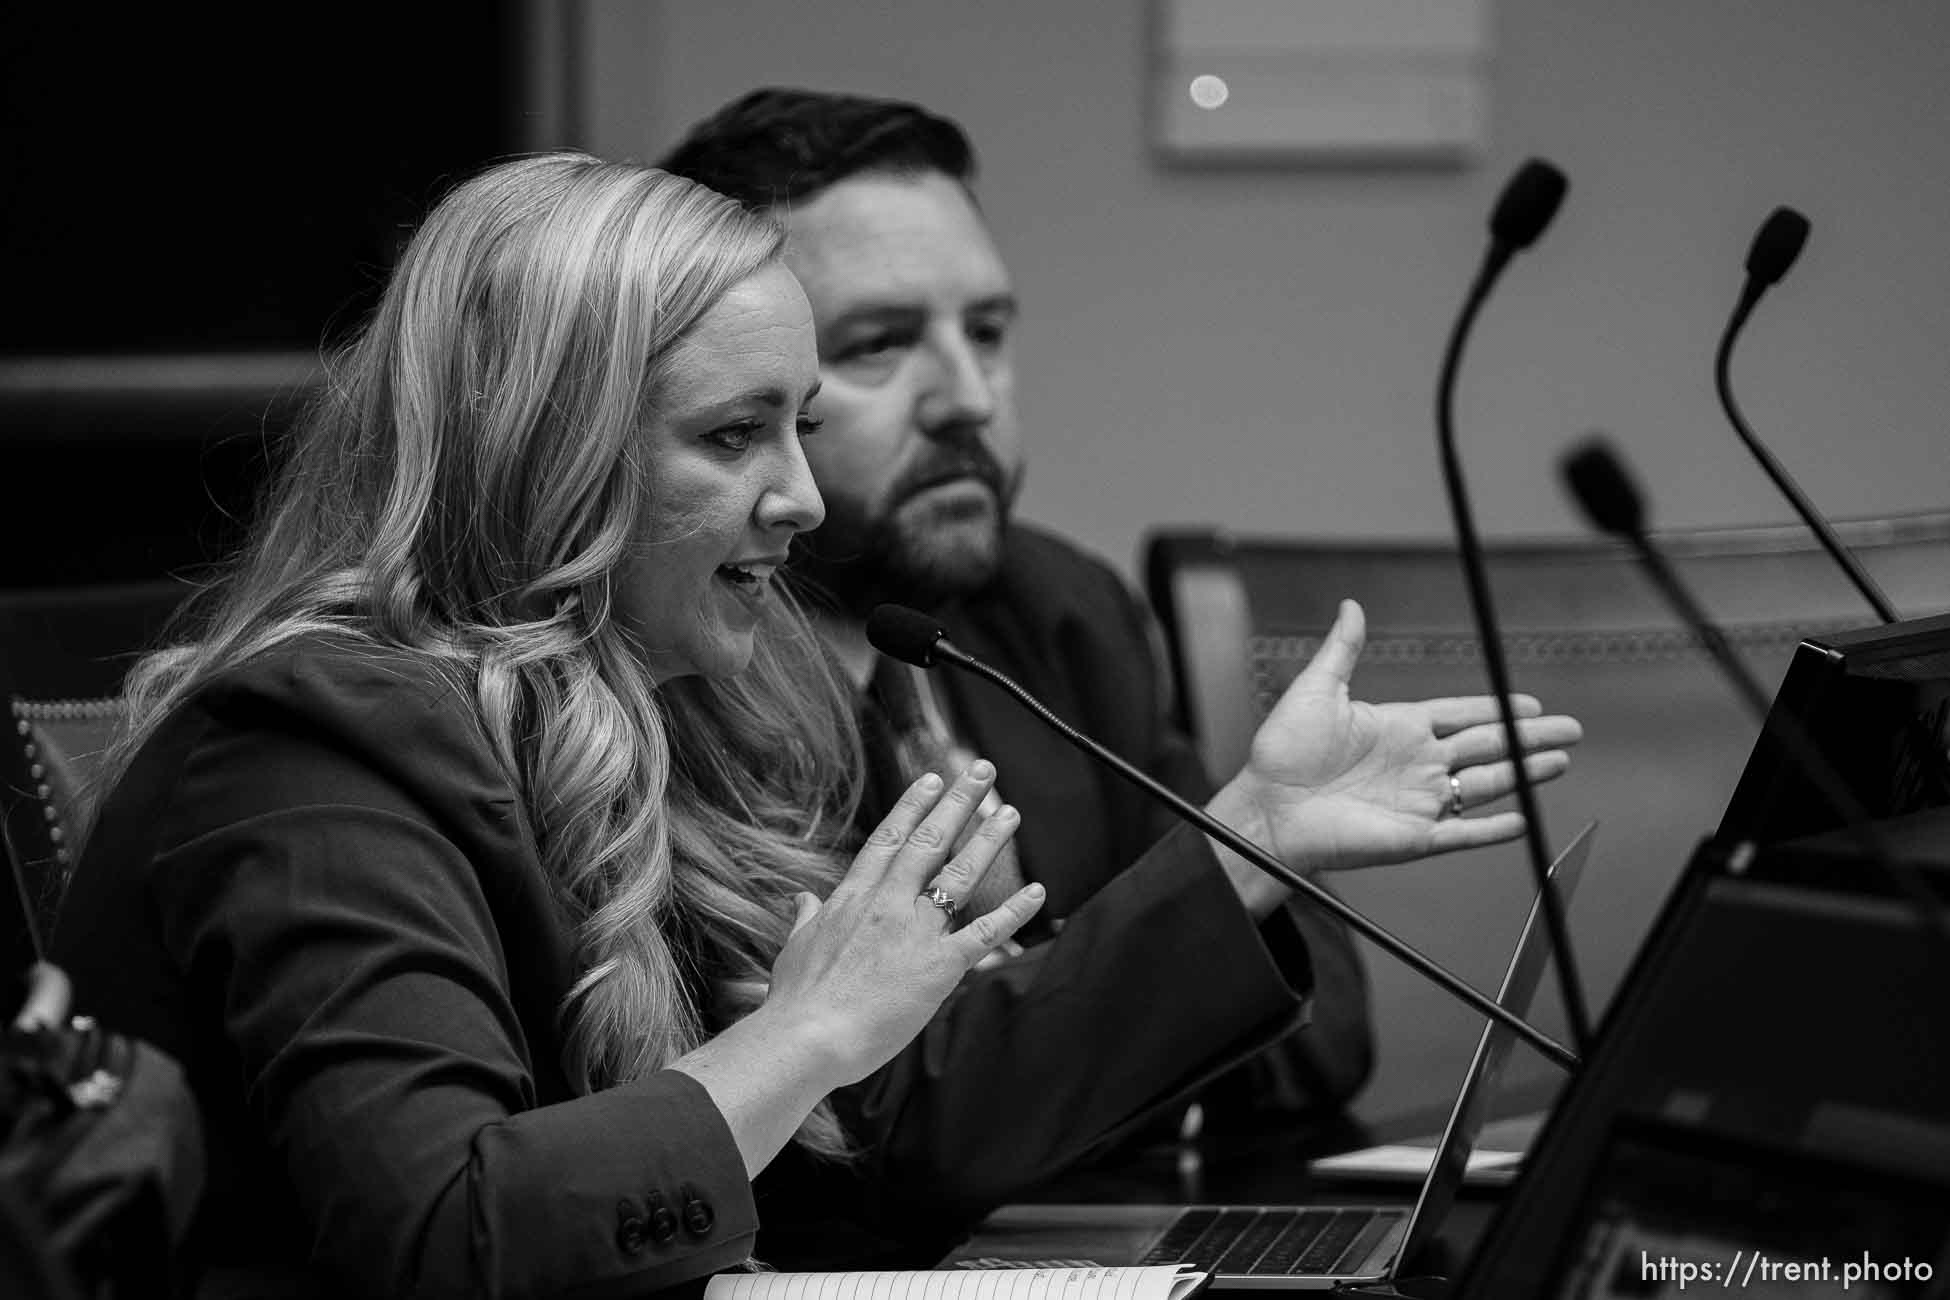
[645,1191,679,1244]
[682,1192,715,1237]
[615,1200,648,1254]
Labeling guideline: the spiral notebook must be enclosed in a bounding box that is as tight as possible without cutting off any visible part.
[707,1265,1210,1300]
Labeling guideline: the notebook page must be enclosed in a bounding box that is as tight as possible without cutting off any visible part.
[705,1264,1207,1300]
[1309,1110,1546,1185]
[1308,1144,1523,1182]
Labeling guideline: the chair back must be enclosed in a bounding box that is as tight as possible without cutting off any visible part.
[1143,510,1950,1125]
[2,580,192,971]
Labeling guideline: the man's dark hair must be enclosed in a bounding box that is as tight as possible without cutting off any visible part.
[659,87,976,209]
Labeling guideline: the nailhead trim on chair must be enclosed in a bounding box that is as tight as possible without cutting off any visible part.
[1247,616,1869,712]
[9,695,125,870]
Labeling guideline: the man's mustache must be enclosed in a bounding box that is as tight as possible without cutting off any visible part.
[891,451,1010,504]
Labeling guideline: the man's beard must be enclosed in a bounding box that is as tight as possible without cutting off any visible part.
[790,451,1022,618]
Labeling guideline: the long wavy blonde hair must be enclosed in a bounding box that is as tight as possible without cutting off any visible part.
[106,153,861,1155]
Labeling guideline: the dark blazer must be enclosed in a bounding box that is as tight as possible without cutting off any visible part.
[858,524,1374,1125]
[51,633,1311,1296]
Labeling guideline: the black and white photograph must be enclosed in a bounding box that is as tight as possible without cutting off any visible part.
[3,3,1947,1296]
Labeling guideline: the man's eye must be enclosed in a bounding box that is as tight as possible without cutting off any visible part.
[796,414,825,438]
[835,332,904,362]
[706,422,758,452]
[969,318,1010,350]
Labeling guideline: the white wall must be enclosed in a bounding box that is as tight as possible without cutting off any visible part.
[596,0,1949,577]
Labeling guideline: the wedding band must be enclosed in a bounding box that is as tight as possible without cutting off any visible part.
[921,886,960,923]
[1447,773,1465,819]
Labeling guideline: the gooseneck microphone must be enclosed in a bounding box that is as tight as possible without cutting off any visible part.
[1715,207,1899,624]
[867,603,1580,1072]
[1560,436,1950,964]
[1485,160,1568,274]
[1435,157,1593,1055]
[1561,443,1765,719]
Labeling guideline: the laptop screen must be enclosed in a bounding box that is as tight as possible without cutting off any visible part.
[1392,821,1597,1274]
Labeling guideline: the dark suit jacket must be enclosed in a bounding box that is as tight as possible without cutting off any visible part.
[856,524,1374,1127]
[51,633,1311,1297]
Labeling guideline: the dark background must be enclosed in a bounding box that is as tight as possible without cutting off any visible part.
[0,3,532,585]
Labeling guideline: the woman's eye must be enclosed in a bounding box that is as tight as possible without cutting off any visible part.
[706,422,758,452]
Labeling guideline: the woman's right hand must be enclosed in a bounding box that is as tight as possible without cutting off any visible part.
[763,761,1044,1086]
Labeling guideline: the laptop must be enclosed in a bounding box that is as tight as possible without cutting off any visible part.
[952,820,1598,1291]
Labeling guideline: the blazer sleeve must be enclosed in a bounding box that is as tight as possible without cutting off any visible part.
[838,819,1313,1222]
[1090,568,1376,1121]
[147,681,757,1299]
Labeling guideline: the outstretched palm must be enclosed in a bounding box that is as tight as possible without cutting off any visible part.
[1238,600,1580,874]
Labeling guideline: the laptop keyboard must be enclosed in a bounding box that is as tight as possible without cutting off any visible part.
[1137,1206,1401,1276]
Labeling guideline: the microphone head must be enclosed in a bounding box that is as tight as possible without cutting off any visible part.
[866,604,947,668]
[1561,435,1648,539]
[1744,206,1811,287]
[1489,158,1569,252]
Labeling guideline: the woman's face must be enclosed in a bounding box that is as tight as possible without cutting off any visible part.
[619,260,826,681]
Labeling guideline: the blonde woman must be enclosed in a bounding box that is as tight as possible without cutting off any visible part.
[52,155,1046,1296]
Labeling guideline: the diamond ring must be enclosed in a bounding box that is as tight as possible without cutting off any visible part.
[921,885,960,924]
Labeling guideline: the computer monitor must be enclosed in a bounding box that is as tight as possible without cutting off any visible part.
[1455,616,1950,1296]
[1717,610,1950,848]
[1455,835,1950,1296]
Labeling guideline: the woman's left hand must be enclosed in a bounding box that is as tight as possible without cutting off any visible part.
[1224,599,1584,874]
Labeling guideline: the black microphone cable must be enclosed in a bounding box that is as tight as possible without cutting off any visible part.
[1715,207,1899,624]
[1713,211,1950,804]
[1435,158,1594,1055]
